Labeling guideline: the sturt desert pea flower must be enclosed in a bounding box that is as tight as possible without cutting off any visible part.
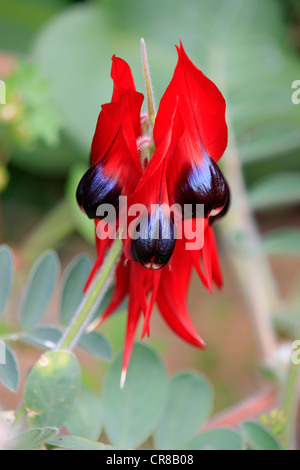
[77,41,230,386]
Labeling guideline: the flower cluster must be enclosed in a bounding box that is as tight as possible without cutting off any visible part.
[77,42,229,385]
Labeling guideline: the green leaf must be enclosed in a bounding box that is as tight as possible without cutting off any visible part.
[0,345,20,392]
[24,326,63,350]
[0,0,69,53]
[65,164,95,244]
[20,250,60,331]
[79,331,112,362]
[0,245,14,317]
[103,343,168,449]
[262,229,300,256]
[3,426,58,450]
[60,255,92,325]
[24,350,81,427]
[240,124,300,164]
[12,132,84,177]
[242,421,281,450]
[64,386,103,441]
[182,428,243,450]
[32,4,176,152]
[249,173,300,211]
[154,372,213,450]
[47,435,107,450]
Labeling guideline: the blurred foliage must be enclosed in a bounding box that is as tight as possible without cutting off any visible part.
[0,0,70,53]
[0,60,61,149]
[30,0,300,180]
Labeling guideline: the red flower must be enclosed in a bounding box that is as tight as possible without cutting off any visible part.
[77,42,229,386]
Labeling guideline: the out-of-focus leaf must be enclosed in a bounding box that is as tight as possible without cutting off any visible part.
[240,124,300,164]
[47,435,107,450]
[3,60,61,148]
[242,421,281,450]
[182,428,243,450]
[154,372,213,450]
[24,326,63,350]
[24,351,81,427]
[0,245,13,317]
[64,386,103,441]
[32,0,300,161]
[20,250,59,331]
[0,0,68,53]
[249,173,300,210]
[262,229,300,256]
[65,164,94,244]
[78,331,112,362]
[0,346,20,392]
[11,132,84,177]
[103,343,168,449]
[3,426,58,450]
[60,255,92,325]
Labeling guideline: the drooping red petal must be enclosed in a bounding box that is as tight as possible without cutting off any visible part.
[209,226,223,289]
[141,269,162,338]
[200,225,223,292]
[83,220,112,292]
[93,255,130,329]
[156,238,205,348]
[121,262,144,382]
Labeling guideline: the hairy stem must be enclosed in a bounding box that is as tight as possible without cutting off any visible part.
[141,38,156,129]
[57,235,123,351]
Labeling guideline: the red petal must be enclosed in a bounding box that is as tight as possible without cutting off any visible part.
[156,238,205,348]
[201,226,213,294]
[90,56,143,184]
[83,221,113,292]
[123,101,183,263]
[97,255,130,326]
[121,262,144,377]
[200,225,223,292]
[141,269,162,338]
[210,227,223,289]
[111,55,136,101]
[154,43,227,210]
[155,42,227,162]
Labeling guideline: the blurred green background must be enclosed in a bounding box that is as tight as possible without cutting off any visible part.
[1,0,300,412]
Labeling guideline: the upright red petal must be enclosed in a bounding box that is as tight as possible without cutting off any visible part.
[111,55,136,101]
[154,42,227,162]
[153,43,229,222]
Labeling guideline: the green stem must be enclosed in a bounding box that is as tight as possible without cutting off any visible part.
[282,338,300,450]
[141,38,156,129]
[57,235,123,351]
